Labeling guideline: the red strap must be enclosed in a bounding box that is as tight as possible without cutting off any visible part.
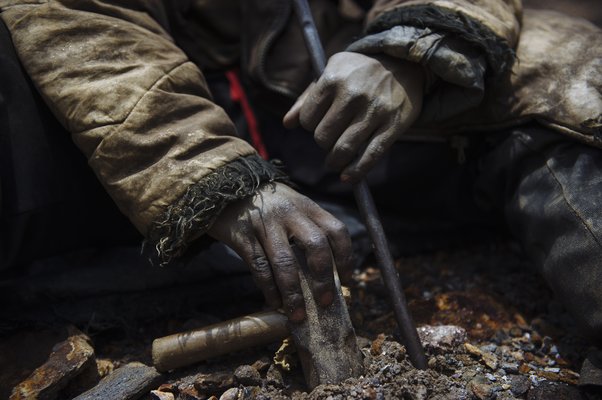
[225,69,269,159]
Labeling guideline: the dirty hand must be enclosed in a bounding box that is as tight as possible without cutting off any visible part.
[207,182,353,322]
[283,51,424,182]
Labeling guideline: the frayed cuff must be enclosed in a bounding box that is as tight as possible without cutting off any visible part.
[146,154,289,266]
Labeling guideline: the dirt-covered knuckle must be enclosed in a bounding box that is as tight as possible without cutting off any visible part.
[332,141,356,159]
[314,128,334,150]
[249,254,272,279]
[272,251,298,272]
[303,231,329,253]
[324,218,349,240]
[283,292,304,312]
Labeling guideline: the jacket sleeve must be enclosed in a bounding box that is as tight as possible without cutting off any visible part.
[348,0,522,125]
[0,0,287,264]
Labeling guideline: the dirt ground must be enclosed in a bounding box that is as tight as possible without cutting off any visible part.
[4,241,599,399]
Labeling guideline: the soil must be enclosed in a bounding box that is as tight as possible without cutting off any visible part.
[89,242,598,400]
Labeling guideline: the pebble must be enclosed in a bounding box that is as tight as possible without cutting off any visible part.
[234,365,261,386]
[219,388,240,400]
[418,325,467,353]
[485,373,496,382]
[509,375,531,396]
[194,372,235,396]
[150,390,175,400]
[501,362,519,374]
[265,365,284,388]
[251,357,271,374]
[468,376,493,400]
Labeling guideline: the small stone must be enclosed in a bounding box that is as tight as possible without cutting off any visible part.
[501,362,520,374]
[464,343,498,370]
[509,375,531,396]
[509,327,522,337]
[194,372,235,396]
[219,388,240,400]
[417,325,467,353]
[468,376,494,400]
[234,365,261,386]
[485,373,496,382]
[151,390,175,400]
[480,344,497,353]
[178,387,203,400]
[265,365,284,388]
[371,333,386,356]
[251,357,271,374]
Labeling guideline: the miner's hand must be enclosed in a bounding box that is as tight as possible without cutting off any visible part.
[283,51,424,182]
[207,182,353,322]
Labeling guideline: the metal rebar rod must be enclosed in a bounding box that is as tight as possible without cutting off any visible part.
[291,0,427,369]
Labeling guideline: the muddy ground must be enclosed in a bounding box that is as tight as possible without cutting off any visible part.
[3,241,600,399]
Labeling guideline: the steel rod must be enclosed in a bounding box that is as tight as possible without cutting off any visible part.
[291,0,427,369]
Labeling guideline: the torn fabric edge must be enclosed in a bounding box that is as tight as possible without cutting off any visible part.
[146,154,289,266]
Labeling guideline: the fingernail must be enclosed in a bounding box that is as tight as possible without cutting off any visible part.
[290,307,306,322]
[319,291,334,307]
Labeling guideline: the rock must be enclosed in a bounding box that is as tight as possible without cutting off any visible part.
[468,376,494,400]
[194,372,235,396]
[417,325,467,353]
[464,343,498,370]
[509,375,531,396]
[265,365,284,388]
[579,349,602,387]
[72,362,162,400]
[234,365,261,386]
[178,387,203,400]
[527,381,582,400]
[150,390,175,400]
[501,362,520,374]
[250,357,271,374]
[10,326,96,400]
[219,388,240,400]
[370,333,386,356]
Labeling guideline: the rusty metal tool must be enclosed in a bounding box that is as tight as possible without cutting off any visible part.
[292,0,427,370]
[152,272,363,389]
[152,311,288,372]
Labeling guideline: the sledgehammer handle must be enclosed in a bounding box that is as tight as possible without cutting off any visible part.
[292,0,427,370]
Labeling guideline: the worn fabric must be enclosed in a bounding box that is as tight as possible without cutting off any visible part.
[0,0,600,261]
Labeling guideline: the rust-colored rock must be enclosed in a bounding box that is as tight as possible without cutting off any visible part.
[10,326,95,400]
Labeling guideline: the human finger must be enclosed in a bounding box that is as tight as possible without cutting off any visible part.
[309,207,354,285]
[297,78,335,132]
[283,83,313,129]
[259,226,306,322]
[238,239,282,309]
[289,220,336,308]
[324,117,378,171]
[340,124,401,182]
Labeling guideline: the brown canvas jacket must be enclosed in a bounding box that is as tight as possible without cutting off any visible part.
[1,0,600,263]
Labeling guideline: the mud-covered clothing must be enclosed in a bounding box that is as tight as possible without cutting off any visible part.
[1,0,600,263]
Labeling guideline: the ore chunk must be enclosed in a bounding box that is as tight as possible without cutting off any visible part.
[10,326,96,400]
[234,365,261,386]
[72,362,162,400]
